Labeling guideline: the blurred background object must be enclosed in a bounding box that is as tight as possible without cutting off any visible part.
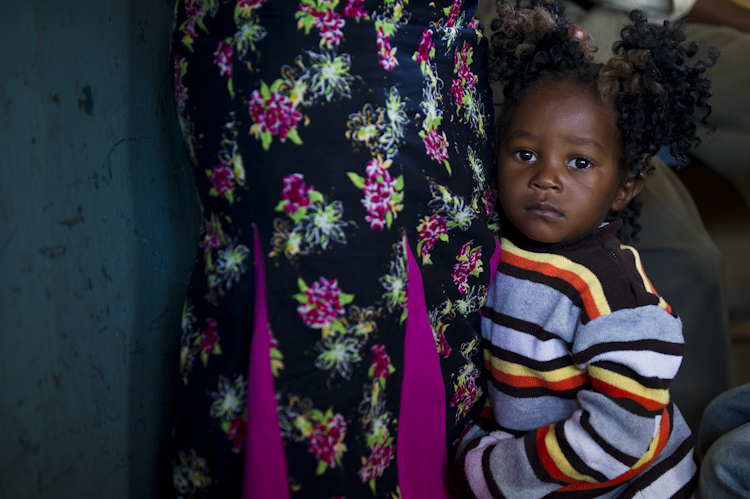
[0,1,200,497]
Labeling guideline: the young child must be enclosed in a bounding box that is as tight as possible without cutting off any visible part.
[448,1,718,497]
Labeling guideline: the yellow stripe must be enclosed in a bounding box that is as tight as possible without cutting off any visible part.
[588,365,670,405]
[631,426,660,469]
[620,245,670,312]
[502,238,611,316]
[545,424,599,483]
[484,349,585,382]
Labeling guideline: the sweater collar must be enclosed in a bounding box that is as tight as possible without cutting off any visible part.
[501,216,624,254]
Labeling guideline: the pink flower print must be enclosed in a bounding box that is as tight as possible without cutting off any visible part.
[417,214,448,263]
[297,277,345,330]
[343,0,368,19]
[371,344,393,380]
[249,88,303,142]
[468,18,480,30]
[308,414,347,468]
[452,43,477,107]
[185,0,205,19]
[298,4,345,49]
[482,188,496,221]
[280,173,313,214]
[362,187,388,230]
[173,56,188,111]
[197,318,223,366]
[199,318,220,355]
[182,17,198,41]
[203,220,223,257]
[208,162,234,199]
[437,325,453,358]
[297,3,316,19]
[422,127,450,163]
[456,46,476,93]
[452,242,483,294]
[316,10,345,49]
[361,157,400,230]
[453,421,473,447]
[226,418,246,453]
[180,0,209,49]
[213,40,233,78]
[415,29,435,67]
[376,26,398,71]
[445,0,463,28]
[238,0,266,9]
[450,371,480,422]
[451,79,466,108]
[359,441,395,483]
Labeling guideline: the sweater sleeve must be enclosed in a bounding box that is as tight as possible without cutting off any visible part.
[449,305,685,499]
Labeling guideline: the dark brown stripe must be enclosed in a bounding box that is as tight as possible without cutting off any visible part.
[601,390,667,418]
[580,411,639,467]
[482,444,507,499]
[556,423,610,484]
[447,445,477,498]
[616,434,695,499]
[484,341,575,372]
[524,430,569,486]
[573,339,684,365]
[482,307,566,344]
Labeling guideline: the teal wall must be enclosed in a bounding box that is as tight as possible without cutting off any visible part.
[0,1,199,497]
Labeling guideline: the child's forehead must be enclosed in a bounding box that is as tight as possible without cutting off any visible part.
[523,79,600,106]
[506,81,616,132]
[502,79,600,120]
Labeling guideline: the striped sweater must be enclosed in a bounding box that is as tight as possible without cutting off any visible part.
[449,221,697,498]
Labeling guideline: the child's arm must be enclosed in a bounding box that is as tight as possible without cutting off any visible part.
[448,306,687,498]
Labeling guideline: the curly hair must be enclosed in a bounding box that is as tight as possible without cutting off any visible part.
[487,0,718,238]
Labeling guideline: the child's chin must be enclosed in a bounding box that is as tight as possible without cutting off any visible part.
[520,226,567,244]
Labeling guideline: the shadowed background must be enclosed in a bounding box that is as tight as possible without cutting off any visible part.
[0,1,200,497]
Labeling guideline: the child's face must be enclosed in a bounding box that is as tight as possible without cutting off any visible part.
[496,81,642,244]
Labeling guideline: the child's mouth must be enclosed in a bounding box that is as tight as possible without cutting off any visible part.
[525,201,563,219]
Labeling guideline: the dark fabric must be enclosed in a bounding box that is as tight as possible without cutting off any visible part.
[168,1,498,497]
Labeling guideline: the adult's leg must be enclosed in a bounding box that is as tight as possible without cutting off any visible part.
[699,384,750,497]
[700,421,750,498]
[699,383,750,455]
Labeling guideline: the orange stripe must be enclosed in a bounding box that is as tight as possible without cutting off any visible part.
[536,426,577,484]
[486,360,589,392]
[558,408,671,492]
[501,250,603,321]
[591,378,668,411]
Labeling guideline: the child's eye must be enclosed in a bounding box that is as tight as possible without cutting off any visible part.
[568,157,592,169]
[514,150,537,162]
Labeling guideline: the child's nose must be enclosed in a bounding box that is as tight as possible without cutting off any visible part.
[530,160,562,190]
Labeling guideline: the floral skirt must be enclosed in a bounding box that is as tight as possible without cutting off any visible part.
[169,1,499,498]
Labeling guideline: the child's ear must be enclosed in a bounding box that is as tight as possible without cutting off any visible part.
[611,173,644,212]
